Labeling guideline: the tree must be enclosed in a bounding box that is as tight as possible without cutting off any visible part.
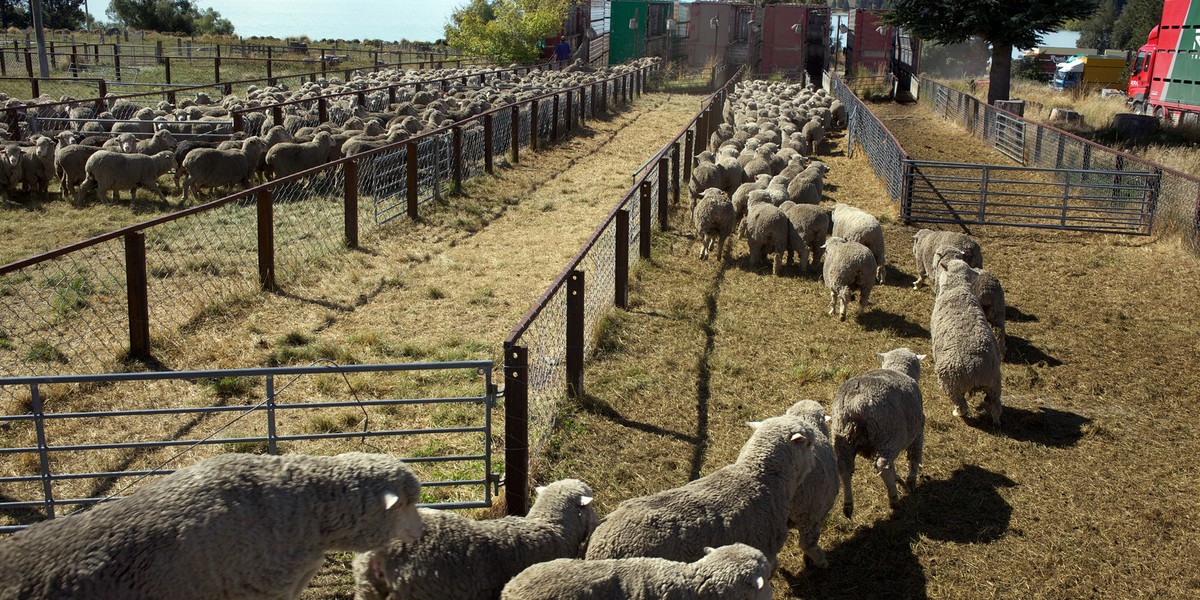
[444,0,570,63]
[106,0,235,35]
[1078,0,1119,53]
[1,0,86,29]
[882,0,1099,104]
[1112,0,1164,51]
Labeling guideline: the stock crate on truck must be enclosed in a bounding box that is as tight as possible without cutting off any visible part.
[1127,0,1200,123]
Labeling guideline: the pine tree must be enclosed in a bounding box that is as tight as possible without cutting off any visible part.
[882,0,1099,104]
[1112,0,1165,51]
[1078,0,1120,53]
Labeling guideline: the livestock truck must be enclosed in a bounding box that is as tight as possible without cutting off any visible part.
[1127,0,1200,123]
[1051,55,1127,90]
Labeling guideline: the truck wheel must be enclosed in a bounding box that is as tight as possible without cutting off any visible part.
[1154,106,1169,123]
[1131,101,1144,115]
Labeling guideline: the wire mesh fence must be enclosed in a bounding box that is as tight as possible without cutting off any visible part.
[831,75,910,203]
[916,76,1200,247]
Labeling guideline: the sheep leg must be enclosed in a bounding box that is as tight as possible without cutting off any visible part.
[902,433,923,493]
[798,245,809,273]
[947,389,969,420]
[716,234,728,262]
[799,525,829,569]
[835,439,856,519]
[876,263,887,284]
[181,177,193,204]
[772,253,782,277]
[149,182,167,203]
[875,456,902,509]
[858,285,872,315]
[985,386,1003,427]
[826,288,837,317]
[913,266,926,289]
[749,241,764,267]
[838,289,848,321]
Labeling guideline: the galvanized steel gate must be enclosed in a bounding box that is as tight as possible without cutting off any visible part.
[994,111,1026,164]
[901,160,1159,234]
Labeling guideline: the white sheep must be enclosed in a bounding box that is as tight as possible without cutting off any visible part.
[77,150,176,204]
[500,544,773,600]
[53,143,101,199]
[831,203,887,283]
[780,201,830,272]
[585,413,815,569]
[180,137,269,203]
[744,191,801,276]
[931,258,1003,425]
[783,400,838,568]
[133,128,177,155]
[265,130,333,179]
[931,245,1006,357]
[0,144,23,202]
[821,236,877,321]
[16,136,54,201]
[911,228,983,289]
[0,452,423,600]
[692,187,737,261]
[353,479,597,600]
[786,160,828,205]
[801,117,824,155]
[832,348,926,519]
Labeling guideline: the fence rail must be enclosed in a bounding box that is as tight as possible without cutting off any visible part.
[501,65,744,515]
[915,76,1200,245]
[0,63,657,382]
[0,360,495,533]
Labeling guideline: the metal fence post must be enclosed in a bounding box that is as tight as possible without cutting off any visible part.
[30,385,55,520]
[566,87,574,132]
[639,180,652,259]
[529,100,539,151]
[510,105,520,164]
[901,161,914,224]
[671,142,681,204]
[344,159,359,248]
[124,231,151,359]
[256,188,276,291]
[685,129,695,174]
[452,126,463,194]
[214,45,221,83]
[484,113,494,174]
[407,141,419,219]
[503,343,530,516]
[601,80,607,113]
[265,374,278,455]
[318,97,329,124]
[552,94,560,142]
[615,209,629,310]
[657,157,669,230]
[566,270,585,398]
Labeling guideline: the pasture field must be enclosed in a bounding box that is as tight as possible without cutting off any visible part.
[542,98,1200,599]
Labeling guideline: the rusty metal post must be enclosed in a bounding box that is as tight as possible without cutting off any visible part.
[318,97,328,123]
[671,142,681,204]
[406,141,419,219]
[164,56,171,85]
[552,94,560,142]
[484,113,494,174]
[530,100,539,151]
[657,157,669,230]
[344,159,359,248]
[503,343,530,516]
[566,87,574,132]
[30,78,38,99]
[566,269,585,397]
[452,126,463,194]
[214,45,221,83]
[510,105,520,164]
[124,231,150,359]
[685,130,695,179]
[615,209,629,310]
[256,188,276,291]
[24,47,33,77]
[601,80,607,113]
[272,105,283,128]
[233,112,244,132]
[639,180,652,258]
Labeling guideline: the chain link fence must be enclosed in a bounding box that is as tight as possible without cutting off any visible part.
[916,76,1200,248]
[831,75,910,203]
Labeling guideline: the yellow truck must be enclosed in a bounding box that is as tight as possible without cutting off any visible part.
[1052,55,1128,91]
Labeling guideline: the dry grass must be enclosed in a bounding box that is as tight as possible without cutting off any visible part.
[545,99,1200,599]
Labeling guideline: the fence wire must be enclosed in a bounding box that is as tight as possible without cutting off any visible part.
[917,76,1200,245]
[461,124,487,181]
[359,143,409,225]
[271,163,349,284]
[832,76,909,202]
[492,108,513,160]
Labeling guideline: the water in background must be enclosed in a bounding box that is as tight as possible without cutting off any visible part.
[90,0,455,43]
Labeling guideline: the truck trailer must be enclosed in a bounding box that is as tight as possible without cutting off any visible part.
[1051,55,1127,90]
[1127,0,1200,123]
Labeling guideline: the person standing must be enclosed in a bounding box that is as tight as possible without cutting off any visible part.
[555,38,571,63]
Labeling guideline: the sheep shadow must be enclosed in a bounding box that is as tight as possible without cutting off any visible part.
[783,465,1014,599]
[993,405,1092,448]
[1004,334,1063,367]
[1004,304,1039,323]
[884,268,918,289]
[0,491,47,527]
[859,308,930,339]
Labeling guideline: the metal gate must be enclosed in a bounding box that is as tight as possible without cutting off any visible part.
[994,111,1026,164]
[901,160,1159,234]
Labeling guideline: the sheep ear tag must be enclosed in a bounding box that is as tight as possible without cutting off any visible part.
[756,576,765,589]
[383,491,400,510]
[916,354,927,361]
[580,496,593,507]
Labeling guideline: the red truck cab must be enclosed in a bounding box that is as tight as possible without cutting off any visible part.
[1126,0,1200,123]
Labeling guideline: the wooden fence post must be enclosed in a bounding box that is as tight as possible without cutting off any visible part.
[639,180,652,259]
[164,56,171,86]
[657,157,670,230]
[503,343,530,516]
[406,141,419,219]
[615,209,629,310]
[24,48,33,77]
[318,97,328,124]
[124,231,151,359]
[566,269,585,397]
[256,188,276,291]
[214,45,221,83]
[344,159,359,248]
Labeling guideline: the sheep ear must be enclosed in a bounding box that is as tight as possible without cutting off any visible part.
[704,546,716,555]
[916,354,927,361]
[824,414,832,423]
[747,421,762,430]
[876,352,885,358]
[382,491,400,510]
[789,433,808,444]
[579,496,593,507]
[756,576,765,589]
[535,485,547,495]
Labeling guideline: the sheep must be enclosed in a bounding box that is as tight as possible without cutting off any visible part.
[930,258,1003,425]
[831,348,926,518]
[16,135,54,201]
[801,117,824,155]
[971,268,1007,358]
[53,144,102,198]
[831,203,886,283]
[133,128,177,155]
[780,201,830,272]
[0,144,23,202]
[500,544,773,600]
[265,131,333,179]
[786,160,828,205]
[911,228,983,289]
[783,400,838,568]
[352,479,598,600]
[585,413,816,569]
[100,132,138,153]
[180,137,269,203]
[731,173,771,228]
[76,150,176,204]
[693,187,737,261]
[821,236,877,321]
[744,191,802,276]
[0,452,423,600]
